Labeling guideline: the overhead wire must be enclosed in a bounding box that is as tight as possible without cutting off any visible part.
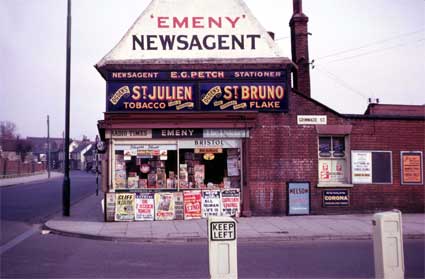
[313,66,370,100]
[314,29,424,61]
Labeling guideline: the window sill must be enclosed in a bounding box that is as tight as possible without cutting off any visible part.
[317,183,353,188]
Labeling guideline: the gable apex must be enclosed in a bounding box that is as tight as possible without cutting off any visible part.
[97,0,285,67]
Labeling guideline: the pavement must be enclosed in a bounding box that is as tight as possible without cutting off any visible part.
[3,173,424,243]
[44,193,425,243]
[0,171,63,187]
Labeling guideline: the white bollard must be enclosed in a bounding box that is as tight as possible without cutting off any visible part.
[372,210,405,279]
[208,216,238,279]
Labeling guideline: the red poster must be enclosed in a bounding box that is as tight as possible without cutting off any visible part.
[183,190,202,220]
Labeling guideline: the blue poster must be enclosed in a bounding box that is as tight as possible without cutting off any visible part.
[288,182,310,215]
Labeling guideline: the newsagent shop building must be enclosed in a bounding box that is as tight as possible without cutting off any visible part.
[95,0,424,221]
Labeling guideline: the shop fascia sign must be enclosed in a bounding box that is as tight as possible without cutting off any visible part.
[108,129,249,139]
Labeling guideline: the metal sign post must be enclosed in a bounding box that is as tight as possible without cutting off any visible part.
[95,135,99,196]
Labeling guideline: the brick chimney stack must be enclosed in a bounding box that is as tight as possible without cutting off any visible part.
[290,0,311,98]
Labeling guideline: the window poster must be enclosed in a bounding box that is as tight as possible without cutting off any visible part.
[221,189,240,217]
[114,154,127,188]
[287,182,310,215]
[401,152,423,184]
[227,157,240,176]
[135,192,155,221]
[174,192,184,220]
[184,190,202,219]
[115,193,135,221]
[351,151,372,184]
[202,190,221,218]
[154,192,175,220]
[331,159,346,182]
[319,160,331,182]
[105,193,116,222]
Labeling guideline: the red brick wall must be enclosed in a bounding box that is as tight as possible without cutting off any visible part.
[247,91,425,215]
[0,159,46,176]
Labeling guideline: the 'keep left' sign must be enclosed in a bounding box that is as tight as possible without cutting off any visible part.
[210,221,236,241]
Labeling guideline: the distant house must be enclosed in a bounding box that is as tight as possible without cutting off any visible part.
[70,141,93,170]
[83,144,97,171]
[0,139,20,161]
[26,137,65,169]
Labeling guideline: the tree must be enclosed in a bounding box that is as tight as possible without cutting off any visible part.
[16,137,33,162]
[0,121,17,139]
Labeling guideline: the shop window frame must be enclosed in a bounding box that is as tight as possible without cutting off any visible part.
[109,139,244,193]
[317,135,353,188]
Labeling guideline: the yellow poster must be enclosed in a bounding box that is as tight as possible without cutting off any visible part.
[115,193,135,221]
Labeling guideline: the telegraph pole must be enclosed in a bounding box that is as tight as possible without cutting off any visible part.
[47,115,51,179]
[63,0,72,216]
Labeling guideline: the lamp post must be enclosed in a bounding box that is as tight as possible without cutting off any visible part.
[63,0,72,216]
[47,115,51,179]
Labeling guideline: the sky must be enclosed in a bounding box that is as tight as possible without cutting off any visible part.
[0,0,424,140]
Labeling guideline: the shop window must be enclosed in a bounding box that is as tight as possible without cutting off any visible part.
[113,144,178,189]
[112,141,242,191]
[318,136,349,185]
[178,148,240,189]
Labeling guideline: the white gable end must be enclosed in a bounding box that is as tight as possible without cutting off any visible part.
[98,0,284,66]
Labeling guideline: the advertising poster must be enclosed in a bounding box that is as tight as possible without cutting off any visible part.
[114,154,127,188]
[323,189,350,207]
[401,152,423,184]
[174,192,184,220]
[154,192,175,220]
[319,160,331,182]
[183,190,202,219]
[202,190,221,218]
[227,157,240,177]
[351,151,372,184]
[135,192,155,221]
[287,182,310,215]
[194,165,205,187]
[331,159,346,182]
[115,193,135,221]
[105,193,116,222]
[221,189,240,217]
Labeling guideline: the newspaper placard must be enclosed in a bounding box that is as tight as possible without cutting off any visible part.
[174,192,184,220]
[115,193,135,221]
[221,189,240,217]
[184,190,202,219]
[154,192,175,220]
[202,190,221,218]
[105,193,116,222]
[401,152,423,184]
[135,192,155,221]
[352,151,372,183]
